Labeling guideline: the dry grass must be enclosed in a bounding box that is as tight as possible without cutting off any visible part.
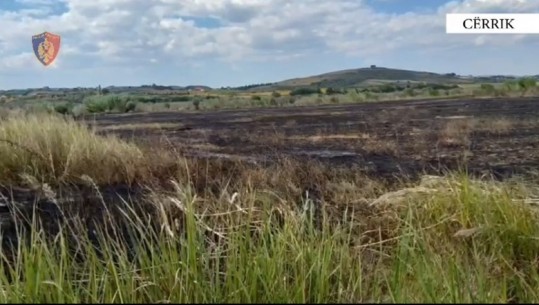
[485,118,514,135]
[361,135,400,155]
[437,116,518,147]
[0,113,150,186]
[438,117,476,147]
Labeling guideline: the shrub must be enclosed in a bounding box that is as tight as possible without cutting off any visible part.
[54,103,72,115]
[193,99,201,110]
[169,96,191,102]
[84,95,135,113]
[480,84,496,95]
[518,77,536,95]
[126,101,137,112]
[290,88,321,96]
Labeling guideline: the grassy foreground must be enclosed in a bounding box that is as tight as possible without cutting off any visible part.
[0,114,538,303]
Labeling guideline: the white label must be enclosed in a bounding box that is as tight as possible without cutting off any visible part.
[446,13,539,34]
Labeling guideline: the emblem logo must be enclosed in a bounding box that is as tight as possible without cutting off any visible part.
[32,32,61,66]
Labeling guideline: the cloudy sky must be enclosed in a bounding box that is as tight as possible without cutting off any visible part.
[0,0,538,90]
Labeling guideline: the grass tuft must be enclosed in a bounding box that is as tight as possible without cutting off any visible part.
[0,113,147,186]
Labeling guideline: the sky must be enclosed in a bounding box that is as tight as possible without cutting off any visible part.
[1,0,539,90]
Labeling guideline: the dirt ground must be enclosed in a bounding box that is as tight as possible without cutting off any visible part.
[86,97,539,180]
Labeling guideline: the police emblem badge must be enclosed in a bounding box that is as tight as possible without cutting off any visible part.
[32,32,61,66]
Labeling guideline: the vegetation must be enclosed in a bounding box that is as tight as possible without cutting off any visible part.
[0,113,536,302]
[0,113,147,186]
[1,67,538,116]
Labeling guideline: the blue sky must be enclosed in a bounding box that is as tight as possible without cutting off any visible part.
[1,0,539,90]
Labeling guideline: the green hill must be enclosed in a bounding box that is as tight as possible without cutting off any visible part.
[247,66,476,91]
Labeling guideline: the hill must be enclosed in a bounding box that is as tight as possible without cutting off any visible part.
[242,66,478,92]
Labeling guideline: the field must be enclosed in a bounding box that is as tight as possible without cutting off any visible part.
[0,94,538,302]
[90,96,539,181]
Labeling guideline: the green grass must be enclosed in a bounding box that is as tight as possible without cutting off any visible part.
[0,172,538,302]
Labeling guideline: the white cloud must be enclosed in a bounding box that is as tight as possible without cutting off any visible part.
[1,0,539,88]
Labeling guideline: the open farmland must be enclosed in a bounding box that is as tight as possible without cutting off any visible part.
[89,96,539,181]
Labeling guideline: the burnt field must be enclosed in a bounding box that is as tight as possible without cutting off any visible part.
[87,97,539,181]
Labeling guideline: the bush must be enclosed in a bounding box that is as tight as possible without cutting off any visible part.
[290,88,322,96]
[126,101,137,112]
[169,96,191,102]
[193,99,201,110]
[54,103,72,115]
[404,88,416,97]
[480,84,496,94]
[504,80,518,91]
[518,77,536,95]
[84,95,133,113]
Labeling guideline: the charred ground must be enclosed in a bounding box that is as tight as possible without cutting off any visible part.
[87,96,539,181]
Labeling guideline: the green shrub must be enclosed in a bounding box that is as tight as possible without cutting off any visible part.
[290,87,322,96]
[84,95,134,113]
[169,96,191,102]
[126,101,137,112]
[53,103,72,115]
[193,99,201,110]
[480,84,496,95]
[518,77,536,95]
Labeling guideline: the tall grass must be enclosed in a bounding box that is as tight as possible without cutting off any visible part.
[0,113,147,186]
[0,173,537,302]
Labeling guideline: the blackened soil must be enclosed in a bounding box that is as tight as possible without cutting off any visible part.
[86,97,539,180]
